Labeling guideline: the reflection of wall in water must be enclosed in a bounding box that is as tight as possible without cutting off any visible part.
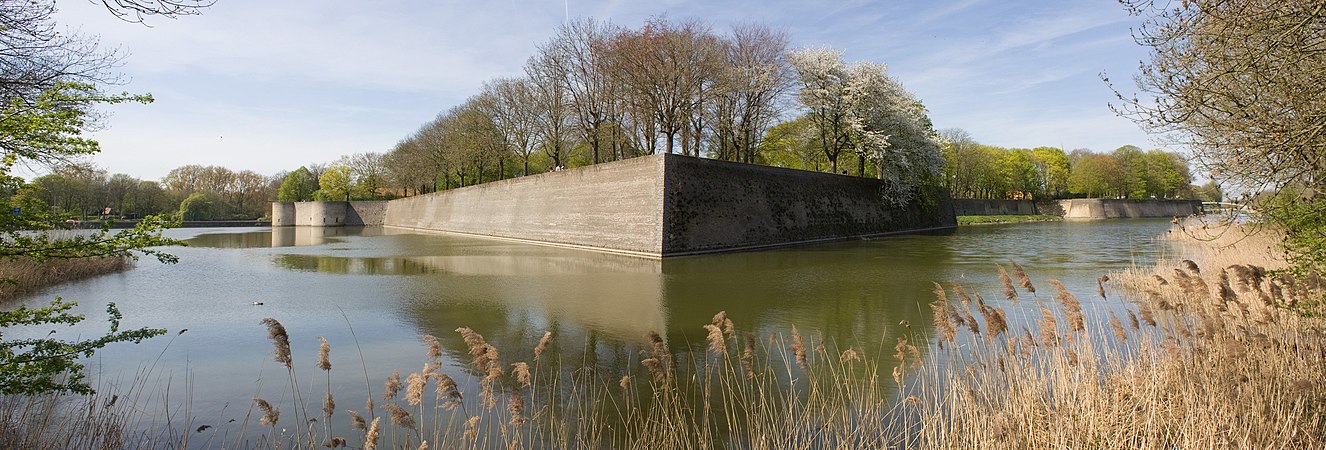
[270,226,384,247]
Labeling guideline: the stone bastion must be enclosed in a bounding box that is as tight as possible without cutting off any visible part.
[272,153,958,258]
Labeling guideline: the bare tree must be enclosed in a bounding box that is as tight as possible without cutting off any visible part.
[539,18,621,164]
[526,51,575,168]
[711,24,791,163]
[602,17,724,155]
[1111,0,1326,194]
[480,78,540,176]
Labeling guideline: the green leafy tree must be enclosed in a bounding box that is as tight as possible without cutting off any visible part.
[277,166,318,202]
[1030,147,1071,199]
[313,165,353,201]
[1069,153,1121,198]
[1,84,176,395]
[0,301,162,395]
[177,191,227,220]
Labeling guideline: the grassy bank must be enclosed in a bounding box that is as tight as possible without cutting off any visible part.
[0,256,130,302]
[4,221,1323,449]
[957,214,1062,225]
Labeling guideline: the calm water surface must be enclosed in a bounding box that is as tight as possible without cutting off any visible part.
[11,220,1178,439]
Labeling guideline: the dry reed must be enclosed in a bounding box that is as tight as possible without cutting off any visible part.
[23,220,1324,450]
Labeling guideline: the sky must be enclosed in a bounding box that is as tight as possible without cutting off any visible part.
[50,0,1159,181]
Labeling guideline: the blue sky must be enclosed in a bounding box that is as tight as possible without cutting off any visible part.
[53,0,1156,180]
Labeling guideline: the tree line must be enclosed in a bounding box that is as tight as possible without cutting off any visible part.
[289,17,948,206]
[940,129,1218,202]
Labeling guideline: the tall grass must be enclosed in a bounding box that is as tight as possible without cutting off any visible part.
[0,256,129,301]
[4,220,1324,449]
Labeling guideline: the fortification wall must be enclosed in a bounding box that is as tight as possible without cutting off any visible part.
[383,155,666,256]
[271,203,295,226]
[1058,199,1202,219]
[271,201,389,227]
[952,199,1039,216]
[275,154,957,257]
[345,201,388,225]
[295,202,347,226]
[661,156,955,255]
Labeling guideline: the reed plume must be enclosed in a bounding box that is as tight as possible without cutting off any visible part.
[364,417,381,450]
[960,304,981,335]
[951,281,974,307]
[1138,303,1157,326]
[647,331,668,360]
[259,318,292,368]
[464,416,480,441]
[1036,304,1058,346]
[348,410,367,431]
[384,370,402,400]
[790,325,808,368]
[508,394,526,425]
[254,397,279,426]
[405,371,426,406]
[930,284,959,345]
[422,334,442,365]
[384,402,416,429]
[703,324,727,356]
[840,348,860,363]
[1219,269,1237,303]
[317,336,332,371]
[533,331,552,361]
[619,375,631,390]
[324,391,335,418]
[978,302,1009,339]
[431,373,462,409]
[1010,260,1036,294]
[512,362,531,388]
[1182,259,1200,274]
[998,264,1019,303]
[1051,280,1085,332]
[641,358,666,382]
[1108,311,1128,341]
[1097,274,1109,299]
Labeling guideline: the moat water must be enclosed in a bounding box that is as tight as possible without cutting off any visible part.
[11,220,1179,442]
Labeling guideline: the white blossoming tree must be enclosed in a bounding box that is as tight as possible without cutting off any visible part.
[789,48,944,206]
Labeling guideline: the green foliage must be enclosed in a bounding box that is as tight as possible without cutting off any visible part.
[177,191,220,221]
[0,299,165,395]
[1263,190,1326,274]
[277,166,318,202]
[0,83,151,171]
[313,166,352,201]
[1,83,177,396]
[1193,181,1222,203]
[1069,153,1120,198]
[1,214,180,263]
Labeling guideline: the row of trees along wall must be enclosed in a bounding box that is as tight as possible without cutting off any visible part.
[278,17,948,207]
[939,135,1222,202]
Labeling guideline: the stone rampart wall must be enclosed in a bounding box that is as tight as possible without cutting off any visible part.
[275,154,957,257]
[1058,199,1203,219]
[382,156,665,256]
[952,199,1039,216]
[661,156,955,255]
